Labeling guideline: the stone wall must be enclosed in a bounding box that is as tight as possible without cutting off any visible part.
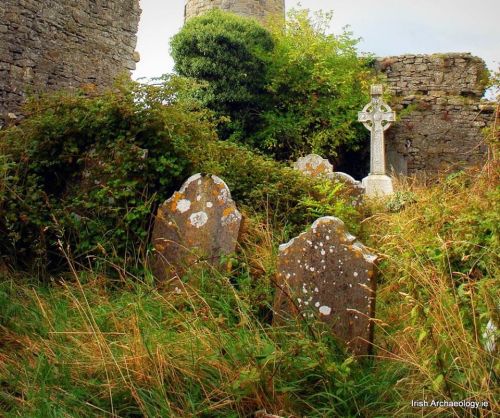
[184,0,285,23]
[375,53,496,177]
[0,0,141,121]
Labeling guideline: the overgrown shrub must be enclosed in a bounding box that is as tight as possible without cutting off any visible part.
[171,9,375,160]
[0,77,217,274]
[0,79,362,276]
[257,10,374,159]
[171,10,274,141]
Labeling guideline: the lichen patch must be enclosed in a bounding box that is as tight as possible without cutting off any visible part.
[319,306,332,316]
[176,199,191,213]
[189,211,208,228]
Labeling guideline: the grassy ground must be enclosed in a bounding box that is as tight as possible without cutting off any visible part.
[0,264,389,417]
[0,164,498,417]
[362,163,499,417]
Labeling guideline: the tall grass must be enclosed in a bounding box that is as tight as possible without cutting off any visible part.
[363,162,499,417]
[0,219,393,417]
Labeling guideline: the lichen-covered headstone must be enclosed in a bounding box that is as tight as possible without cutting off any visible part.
[151,174,242,284]
[331,172,360,186]
[273,216,377,356]
[331,172,365,205]
[293,154,334,178]
[293,155,365,204]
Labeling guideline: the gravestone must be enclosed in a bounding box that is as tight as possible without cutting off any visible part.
[273,216,377,356]
[331,172,365,205]
[358,85,396,197]
[151,173,242,284]
[293,154,334,178]
[293,154,365,204]
[331,171,359,186]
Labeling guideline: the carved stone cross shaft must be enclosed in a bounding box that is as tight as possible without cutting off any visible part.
[358,85,395,175]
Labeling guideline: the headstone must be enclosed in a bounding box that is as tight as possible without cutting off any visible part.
[293,155,365,201]
[293,154,334,178]
[330,171,360,186]
[330,172,365,206]
[358,85,396,197]
[273,216,377,356]
[151,173,242,284]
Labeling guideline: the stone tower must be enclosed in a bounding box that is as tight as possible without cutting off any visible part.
[184,0,285,23]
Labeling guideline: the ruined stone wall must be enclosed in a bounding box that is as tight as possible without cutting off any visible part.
[0,0,141,121]
[375,53,495,177]
[185,0,285,23]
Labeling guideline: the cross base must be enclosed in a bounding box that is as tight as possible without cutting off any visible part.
[362,174,393,197]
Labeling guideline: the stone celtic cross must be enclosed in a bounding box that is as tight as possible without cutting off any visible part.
[358,85,395,176]
[358,85,396,196]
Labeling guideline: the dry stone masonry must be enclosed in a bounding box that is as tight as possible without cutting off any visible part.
[273,216,377,356]
[0,0,141,121]
[152,174,242,284]
[184,0,285,23]
[375,53,495,177]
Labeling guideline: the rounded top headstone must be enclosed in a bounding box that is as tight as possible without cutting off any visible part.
[293,154,334,178]
[152,173,242,282]
[274,216,377,356]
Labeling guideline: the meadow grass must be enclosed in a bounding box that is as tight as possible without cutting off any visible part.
[363,162,499,417]
[0,165,498,417]
[0,224,393,417]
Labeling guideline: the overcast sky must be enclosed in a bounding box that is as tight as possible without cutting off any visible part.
[133,0,499,80]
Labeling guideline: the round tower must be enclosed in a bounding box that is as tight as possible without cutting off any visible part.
[184,0,285,23]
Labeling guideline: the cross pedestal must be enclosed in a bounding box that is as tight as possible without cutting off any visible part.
[358,85,396,197]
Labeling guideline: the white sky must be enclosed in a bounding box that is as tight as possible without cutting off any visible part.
[133,0,500,80]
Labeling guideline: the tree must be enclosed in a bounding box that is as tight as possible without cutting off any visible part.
[171,9,375,160]
[171,10,274,141]
[258,10,373,160]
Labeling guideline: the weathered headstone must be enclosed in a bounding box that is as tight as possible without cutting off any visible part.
[331,171,360,186]
[293,154,365,204]
[331,171,365,205]
[358,85,396,197]
[273,216,377,356]
[151,174,242,284]
[293,154,334,178]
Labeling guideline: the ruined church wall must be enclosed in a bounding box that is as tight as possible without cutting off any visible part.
[375,53,495,176]
[184,0,285,23]
[0,0,141,120]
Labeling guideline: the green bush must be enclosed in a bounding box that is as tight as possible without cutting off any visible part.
[171,10,274,141]
[0,79,362,276]
[257,10,374,159]
[171,9,375,160]
[0,77,217,274]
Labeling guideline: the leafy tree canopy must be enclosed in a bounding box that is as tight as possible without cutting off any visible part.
[171,10,274,140]
[260,10,374,159]
[171,9,375,160]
